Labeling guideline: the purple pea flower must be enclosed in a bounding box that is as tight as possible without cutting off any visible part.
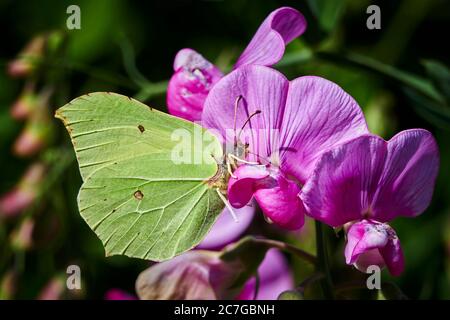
[202,65,369,230]
[167,7,307,121]
[301,130,439,275]
[168,7,306,245]
[135,248,292,300]
[167,49,223,121]
[136,251,235,300]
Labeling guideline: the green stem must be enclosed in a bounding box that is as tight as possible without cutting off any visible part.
[315,221,334,299]
[254,238,317,265]
[133,81,169,101]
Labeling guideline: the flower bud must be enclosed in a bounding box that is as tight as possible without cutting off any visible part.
[0,270,17,299]
[0,163,46,218]
[167,49,223,121]
[13,109,52,157]
[7,34,46,78]
[136,250,238,300]
[10,217,35,250]
[10,87,39,120]
[37,275,65,300]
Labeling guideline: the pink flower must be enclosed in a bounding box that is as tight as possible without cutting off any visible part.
[135,249,292,300]
[10,88,39,120]
[136,251,237,300]
[202,65,368,230]
[37,277,65,300]
[344,220,404,276]
[7,34,45,78]
[301,130,439,275]
[167,7,311,235]
[167,7,307,121]
[0,163,46,218]
[227,165,304,230]
[167,49,223,121]
[13,111,51,157]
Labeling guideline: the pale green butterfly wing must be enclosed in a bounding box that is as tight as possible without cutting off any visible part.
[55,92,225,261]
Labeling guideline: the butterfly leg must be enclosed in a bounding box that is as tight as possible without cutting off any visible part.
[215,188,239,223]
[228,153,259,165]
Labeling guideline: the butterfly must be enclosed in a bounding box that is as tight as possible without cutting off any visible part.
[55,92,249,261]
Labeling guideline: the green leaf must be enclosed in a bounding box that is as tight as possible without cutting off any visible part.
[55,92,225,261]
[219,236,270,290]
[423,59,450,103]
[404,88,450,130]
[320,52,445,104]
[278,290,303,300]
[307,0,346,32]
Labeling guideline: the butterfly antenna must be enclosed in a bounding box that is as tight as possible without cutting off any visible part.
[228,153,259,165]
[246,150,272,165]
[237,110,261,143]
[215,189,239,223]
[233,96,243,147]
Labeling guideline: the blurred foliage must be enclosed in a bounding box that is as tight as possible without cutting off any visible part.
[0,0,449,299]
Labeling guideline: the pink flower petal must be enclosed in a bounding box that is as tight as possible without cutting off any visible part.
[301,135,386,227]
[380,236,405,276]
[136,251,235,300]
[345,220,389,265]
[235,7,307,68]
[227,165,270,208]
[203,67,368,182]
[345,220,404,276]
[197,204,255,250]
[254,174,305,230]
[202,65,289,161]
[371,129,439,221]
[280,76,369,183]
[167,48,223,122]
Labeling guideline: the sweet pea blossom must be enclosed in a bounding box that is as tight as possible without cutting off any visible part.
[7,34,45,78]
[168,7,307,242]
[344,219,403,275]
[136,250,238,300]
[202,65,369,230]
[135,248,292,300]
[0,163,46,218]
[301,130,439,275]
[10,87,39,120]
[167,7,307,121]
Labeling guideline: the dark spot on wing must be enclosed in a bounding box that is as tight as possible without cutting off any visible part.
[134,190,144,200]
[138,125,145,133]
